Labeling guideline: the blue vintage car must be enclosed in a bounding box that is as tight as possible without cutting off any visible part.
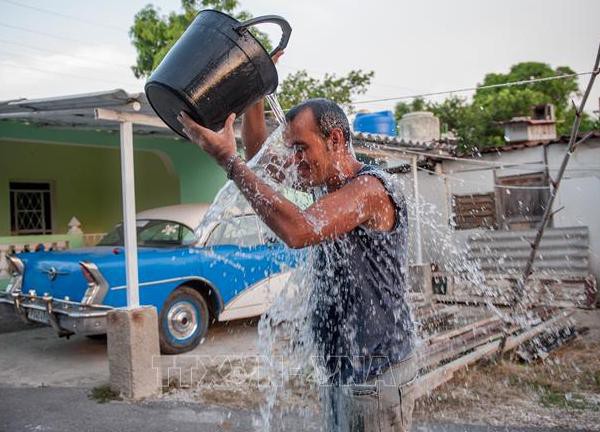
[0,204,298,354]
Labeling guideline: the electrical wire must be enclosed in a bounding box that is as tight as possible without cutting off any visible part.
[0,0,127,32]
[352,71,595,105]
[268,69,594,119]
[5,3,589,113]
[0,61,134,86]
[0,22,110,46]
[0,38,134,69]
[2,0,417,95]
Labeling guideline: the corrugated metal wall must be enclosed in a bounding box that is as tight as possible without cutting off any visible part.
[468,226,590,278]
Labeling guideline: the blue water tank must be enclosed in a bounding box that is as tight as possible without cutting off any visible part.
[353,110,397,136]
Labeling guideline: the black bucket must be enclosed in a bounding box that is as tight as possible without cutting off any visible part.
[145,9,291,138]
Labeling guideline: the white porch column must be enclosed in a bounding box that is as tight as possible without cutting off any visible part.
[412,156,423,265]
[119,121,140,308]
[96,109,160,400]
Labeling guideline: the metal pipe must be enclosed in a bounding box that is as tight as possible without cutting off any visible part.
[412,156,423,264]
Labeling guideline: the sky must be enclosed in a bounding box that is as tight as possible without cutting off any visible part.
[0,0,599,116]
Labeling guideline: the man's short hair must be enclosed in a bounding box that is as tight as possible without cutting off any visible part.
[285,98,351,145]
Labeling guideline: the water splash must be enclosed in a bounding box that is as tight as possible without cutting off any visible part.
[266,93,287,126]
[190,94,519,431]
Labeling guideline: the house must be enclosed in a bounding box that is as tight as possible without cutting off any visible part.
[354,105,599,307]
[2,90,597,306]
[0,90,228,242]
[0,89,234,284]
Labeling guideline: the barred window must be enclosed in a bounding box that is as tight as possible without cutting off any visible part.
[452,193,497,230]
[9,182,53,235]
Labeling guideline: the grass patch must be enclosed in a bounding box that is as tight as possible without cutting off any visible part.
[539,390,593,410]
[89,385,122,403]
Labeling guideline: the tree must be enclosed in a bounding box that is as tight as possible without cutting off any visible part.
[130,0,271,79]
[394,97,426,121]
[471,62,581,144]
[277,70,374,112]
[394,62,597,151]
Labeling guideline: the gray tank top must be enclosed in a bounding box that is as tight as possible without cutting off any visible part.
[309,164,415,385]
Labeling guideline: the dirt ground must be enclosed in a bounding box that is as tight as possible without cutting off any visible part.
[413,309,600,430]
[161,309,600,430]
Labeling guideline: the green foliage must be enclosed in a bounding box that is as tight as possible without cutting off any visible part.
[539,389,595,411]
[276,70,374,112]
[130,0,272,78]
[394,97,426,120]
[394,101,410,121]
[395,62,597,151]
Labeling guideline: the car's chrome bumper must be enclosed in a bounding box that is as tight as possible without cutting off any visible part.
[0,291,113,337]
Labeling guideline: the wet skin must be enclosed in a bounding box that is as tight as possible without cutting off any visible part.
[177,107,397,249]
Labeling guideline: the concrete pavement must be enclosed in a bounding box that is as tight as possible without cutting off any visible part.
[0,309,588,432]
[0,386,315,432]
[0,304,42,335]
[0,311,260,388]
[0,386,582,432]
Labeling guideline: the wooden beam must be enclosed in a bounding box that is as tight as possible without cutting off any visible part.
[95,108,168,129]
[412,338,500,399]
[426,315,501,344]
[411,310,574,399]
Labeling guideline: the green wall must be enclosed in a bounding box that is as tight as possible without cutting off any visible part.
[0,139,178,234]
[0,121,226,235]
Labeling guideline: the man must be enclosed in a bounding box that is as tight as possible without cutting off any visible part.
[177,97,416,431]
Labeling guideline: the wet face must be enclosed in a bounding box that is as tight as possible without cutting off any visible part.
[284,109,340,188]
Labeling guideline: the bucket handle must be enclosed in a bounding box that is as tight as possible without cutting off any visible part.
[235,15,292,58]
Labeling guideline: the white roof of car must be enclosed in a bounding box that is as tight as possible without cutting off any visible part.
[136,204,210,230]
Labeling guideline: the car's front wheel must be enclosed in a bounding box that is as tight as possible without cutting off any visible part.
[159,286,209,354]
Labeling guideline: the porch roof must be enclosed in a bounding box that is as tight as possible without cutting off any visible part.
[0,89,173,137]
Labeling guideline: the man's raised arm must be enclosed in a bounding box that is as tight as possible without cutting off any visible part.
[240,51,284,162]
[177,112,396,249]
[241,99,268,161]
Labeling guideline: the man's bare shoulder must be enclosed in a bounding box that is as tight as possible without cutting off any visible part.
[343,172,390,199]
[343,173,396,231]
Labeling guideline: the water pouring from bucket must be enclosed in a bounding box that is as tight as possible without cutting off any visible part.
[144,9,291,138]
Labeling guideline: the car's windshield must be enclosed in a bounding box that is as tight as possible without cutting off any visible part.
[205,215,264,247]
[98,220,196,247]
